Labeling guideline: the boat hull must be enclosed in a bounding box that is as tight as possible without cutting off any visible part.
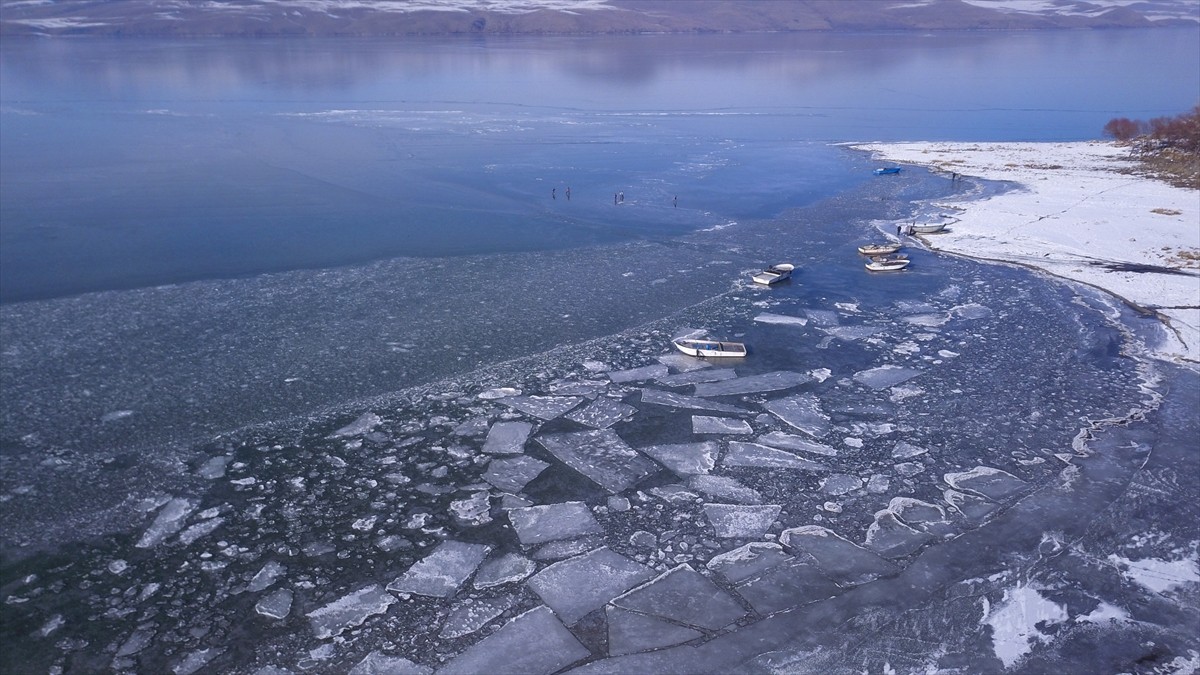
[858,243,901,256]
[751,263,794,285]
[865,260,910,272]
[673,339,747,358]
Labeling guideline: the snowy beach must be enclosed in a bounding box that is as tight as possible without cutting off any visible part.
[853,141,1200,366]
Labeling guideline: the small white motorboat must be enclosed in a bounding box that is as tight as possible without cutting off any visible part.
[672,338,747,358]
[858,243,902,256]
[865,258,910,272]
[751,263,795,285]
[908,222,948,234]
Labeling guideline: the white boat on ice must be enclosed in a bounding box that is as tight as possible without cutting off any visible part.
[672,338,748,358]
[907,222,948,234]
[751,263,795,285]
[865,258,910,272]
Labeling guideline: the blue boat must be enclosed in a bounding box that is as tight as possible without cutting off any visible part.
[873,167,902,175]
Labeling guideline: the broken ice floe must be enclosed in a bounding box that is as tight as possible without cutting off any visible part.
[733,559,839,615]
[256,588,293,620]
[693,371,810,397]
[640,389,751,414]
[533,537,604,561]
[819,474,863,496]
[762,393,830,438]
[482,421,533,455]
[891,441,929,459]
[440,595,516,639]
[349,652,431,675]
[637,441,718,476]
[387,541,491,598]
[610,563,748,631]
[951,303,993,320]
[853,365,923,390]
[903,313,950,327]
[688,475,764,504]
[656,353,711,373]
[564,397,636,429]
[984,585,1067,668]
[197,456,230,479]
[702,504,781,538]
[706,542,793,584]
[722,442,827,471]
[804,309,840,326]
[438,606,589,675]
[944,466,1028,501]
[478,387,521,400]
[173,647,224,675]
[943,488,999,522]
[607,606,703,656]
[482,455,549,493]
[821,326,886,341]
[536,429,659,493]
[473,552,537,589]
[607,363,669,384]
[525,547,655,624]
[450,491,493,527]
[500,395,582,420]
[753,312,808,327]
[507,502,602,546]
[136,498,197,549]
[547,379,608,396]
[657,368,738,387]
[757,431,839,457]
[864,511,935,558]
[248,561,286,592]
[780,526,898,586]
[306,584,395,639]
[329,412,382,438]
[692,415,753,435]
[1107,553,1200,594]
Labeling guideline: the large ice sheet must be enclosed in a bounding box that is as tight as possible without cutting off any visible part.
[536,429,659,493]
[610,564,748,631]
[306,584,395,639]
[482,421,533,455]
[722,441,828,470]
[692,415,753,435]
[732,560,839,615]
[639,389,751,414]
[500,395,582,420]
[702,504,781,538]
[852,365,923,390]
[693,371,811,397]
[564,397,636,429]
[473,552,537,589]
[525,547,655,624]
[688,475,763,504]
[705,542,794,584]
[753,312,808,327]
[349,652,431,675]
[864,510,935,558]
[761,393,831,438]
[507,502,603,546]
[482,455,550,493]
[607,606,703,656]
[779,526,898,586]
[386,541,491,598]
[637,441,718,476]
[437,606,590,675]
[944,466,1028,501]
[440,595,516,639]
[607,363,669,383]
[656,368,738,387]
[756,432,839,457]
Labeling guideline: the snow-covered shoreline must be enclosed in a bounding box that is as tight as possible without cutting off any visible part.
[852,141,1200,367]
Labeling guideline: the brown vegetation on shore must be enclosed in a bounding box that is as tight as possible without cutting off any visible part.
[1105,105,1200,189]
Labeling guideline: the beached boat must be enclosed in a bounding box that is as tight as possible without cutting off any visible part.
[907,222,948,234]
[858,243,902,256]
[865,258,910,272]
[874,167,902,175]
[751,263,795,285]
[672,338,747,358]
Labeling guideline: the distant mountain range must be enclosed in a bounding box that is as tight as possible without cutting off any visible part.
[2,0,1197,37]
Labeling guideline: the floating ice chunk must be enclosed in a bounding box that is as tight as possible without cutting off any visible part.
[608,363,669,384]
[732,560,840,615]
[984,585,1067,668]
[951,303,993,320]
[640,389,751,414]
[657,368,738,387]
[507,502,602,546]
[822,326,885,341]
[810,368,832,382]
[611,564,748,630]
[1078,602,1130,624]
[482,455,549,493]
[482,421,533,455]
[894,461,925,477]
[440,595,516,639]
[888,497,947,526]
[648,485,702,503]
[692,415,753,435]
[804,309,839,326]
[37,614,64,638]
[688,475,763,504]
[473,553,537,589]
[891,441,929,459]
[536,429,659,493]
[198,456,230,479]
[944,466,1028,501]
[853,365,923,390]
[565,398,637,429]
[172,647,223,675]
[703,504,781,538]
[478,387,521,400]
[306,585,393,639]
[866,474,891,494]
[386,541,491,598]
[438,606,590,675]
[819,474,863,496]
[1107,554,1200,594]
[116,627,154,659]
[525,548,655,625]
[903,313,950,327]
[754,312,808,327]
[943,488,999,522]
[248,561,286,593]
[637,441,718,476]
[757,431,838,457]
[453,416,490,437]
[329,412,381,438]
[548,379,608,396]
[889,385,925,402]
[864,511,935,558]
[349,652,431,675]
[762,393,830,438]
[101,410,135,422]
[501,396,582,420]
[694,371,810,397]
[706,542,793,584]
[607,606,703,656]
[779,526,899,586]
[656,353,711,373]
[938,349,960,359]
[178,517,224,546]
[533,537,604,561]
[722,442,827,471]
[450,491,493,528]
[136,498,196,548]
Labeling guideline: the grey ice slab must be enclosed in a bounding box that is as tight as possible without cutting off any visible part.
[437,606,590,675]
[732,560,840,615]
[753,312,808,327]
[656,353,712,373]
[693,371,811,397]
[536,429,659,493]
[864,511,935,558]
[255,588,293,620]
[565,397,637,429]
[350,652,431,675]
[705,542,794,585]
[329,412,382,438]
[804,309,840,326]
[779,525,899,586]
[688,475,763,505]
[248,560,286,592]
[525,547,655,625]
[607,363,669,383]
[440,595,516,639]
[702,504,781,538]
[482,421,534,455]
[943,488,1000,521]
[135,497,196,549]
[656,368,738,388]
[692,415,753,435]
[610,564,748,631]
[722,441,828,470]
[822,325,886,341]
[639,389,751,414]
[548,379,609,396]
[637,441,718,476]
[891,441,929,459]
[607,606,703,657]
[819,474,863,496]
[761,393,831,438]
[757,431,839,457]
[944,466,1028,501]
[482,455,550,494]
[306,585,395,639]
[500,395,582,420]
[387,541,491,598]
[532,537,605,561]
[473,552,537,589]
[852,364,923,390]
[507,502,603,546]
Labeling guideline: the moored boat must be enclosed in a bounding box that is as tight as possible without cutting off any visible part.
[873,167,902,175]
[865,258,910,272]
[858,243,902,256]
[672,338,748,358]
[751,263,795,285]
[908,222,948,234]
